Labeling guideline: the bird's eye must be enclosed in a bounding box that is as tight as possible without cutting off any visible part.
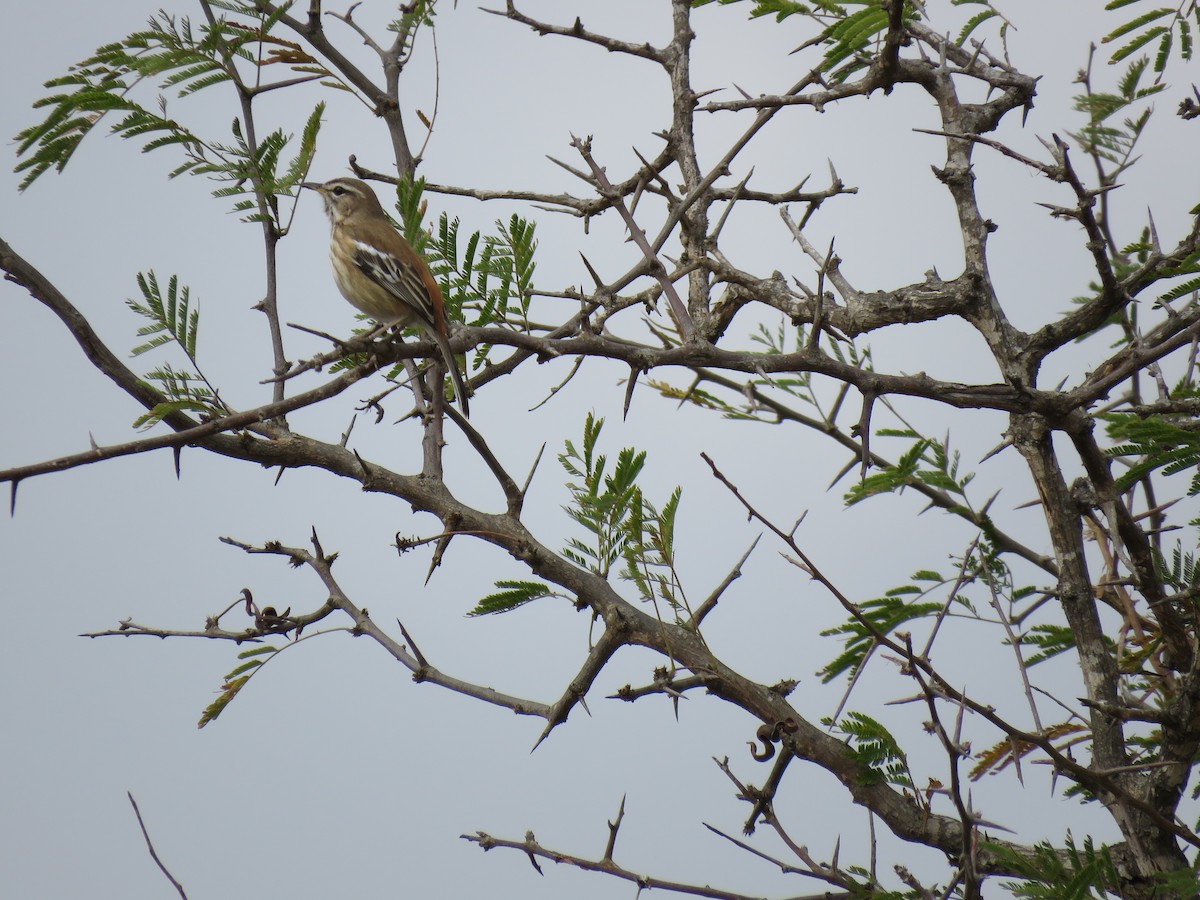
[331,186,347,196]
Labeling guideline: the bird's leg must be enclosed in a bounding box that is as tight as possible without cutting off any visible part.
[396,349,432,416]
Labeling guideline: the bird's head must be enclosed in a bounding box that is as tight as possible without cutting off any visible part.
[301,177,387,225]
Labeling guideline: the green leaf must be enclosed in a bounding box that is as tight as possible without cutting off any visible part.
[1109,25,1169,64]
[1154,28,1173,71]
[281,101,325,190]
[957,9,996,45]
[1015,625,1080,667]
[469,581,555,616]
[987,834,1121,898]
[1102,6,1174,44]
[128,271,200,358]
[820,593,942,681]
[13,7,331,198]
[197,644,280,728]
[131,396,214,430]
[825,711,914,788]
[1159,275,1200,303]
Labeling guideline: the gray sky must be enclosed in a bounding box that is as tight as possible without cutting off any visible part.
[2,2,1196,897]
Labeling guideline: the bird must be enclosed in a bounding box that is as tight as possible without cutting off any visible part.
[302,176,469,416]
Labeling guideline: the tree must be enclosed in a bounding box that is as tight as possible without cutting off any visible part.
[3,0,1200,897]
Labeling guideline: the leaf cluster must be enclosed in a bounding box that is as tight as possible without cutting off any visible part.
[126,271,225,429]
[693,0,921,82]
[951,0,1012,50]
[1104,408,1200,497]
[1102,0,1198,73]
[558,415,687,613]
[197,645,277,728]
[474,416,686,617]
[559,414,651,581]
[1070,57,1164,170]
[844,428,975,508]
[431,210,538,331]
[469,580,557,617]
[13,4,326,222]
[987,834,1124,899]
[824,710,915,788]
[387,177,538,334]
[818,577,945,682]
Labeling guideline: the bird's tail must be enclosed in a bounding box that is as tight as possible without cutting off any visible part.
[434,331,470,417]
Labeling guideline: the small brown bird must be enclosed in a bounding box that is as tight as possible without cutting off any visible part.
[302,176,469,416]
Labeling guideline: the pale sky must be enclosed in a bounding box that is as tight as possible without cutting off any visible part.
[2,2,1195,898]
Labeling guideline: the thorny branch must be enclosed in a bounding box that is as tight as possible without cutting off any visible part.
[8,0,1200,897]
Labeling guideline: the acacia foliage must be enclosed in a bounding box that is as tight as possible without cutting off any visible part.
[5,1,1200,897]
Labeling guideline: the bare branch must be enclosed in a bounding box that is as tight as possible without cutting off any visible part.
[488,2,665,63]
[128,793,188,900]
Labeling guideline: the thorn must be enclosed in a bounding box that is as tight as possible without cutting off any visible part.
[273,466,286,487]
[827,454,859,491]
[676,375,701,410]
[603,794,626,862]
[979,439,1008,465]
[524,835,543,876]
[425,532,452,585]
[353,448,370,478]
[545,154,591,183]
[9,479,18,516]
[396,618,429,670]
[173,445,182,480]
[857,391,875,480]
[579,252,604,289]
[623,366,640,420]
[979,490,1000,517]
[530,724,553,754]
[88,431,99,451]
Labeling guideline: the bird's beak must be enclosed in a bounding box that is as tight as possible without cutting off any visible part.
[300,182,323,193]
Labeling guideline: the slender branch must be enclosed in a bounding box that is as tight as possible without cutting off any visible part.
[488,2,665,62]
[462,828,845,900]
[199,0,289,401]
[128,793,189,900]
[570,134,697,339]
[210,535,556,717]
[687,535,761,629]
[0,363,379,489]
[532,612,627,749]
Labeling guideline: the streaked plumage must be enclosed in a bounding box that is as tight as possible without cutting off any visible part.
[303,177,469,416]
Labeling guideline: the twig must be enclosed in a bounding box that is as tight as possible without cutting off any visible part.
[570,134,697,339]
[128,793,188,899]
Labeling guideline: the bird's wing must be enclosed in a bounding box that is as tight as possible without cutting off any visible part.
[348,235,468,415]
[350,239,443,333]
